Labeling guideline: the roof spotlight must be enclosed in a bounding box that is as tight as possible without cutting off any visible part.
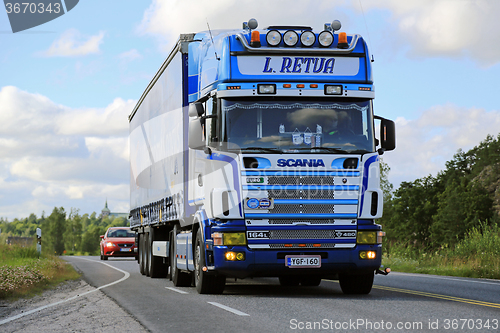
[266,30,281,46]
[283,30,299,47]
[318,31,334,47]
[300,31,315,47]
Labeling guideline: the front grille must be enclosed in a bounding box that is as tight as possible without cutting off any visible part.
[270,204,334,214]
[270,229,339,239]
[118,243,133,247]
[268,176,334,185]
[269,219,336,224]
[269,189,335,199]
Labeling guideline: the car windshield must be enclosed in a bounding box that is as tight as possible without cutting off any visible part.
[222,98,375,153]
[108,229,135,238]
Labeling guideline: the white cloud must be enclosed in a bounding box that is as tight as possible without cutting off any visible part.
[382,103,500,186]
[40,29,105,57]
[0,86,133,219]
[137,0,350,49]
[138,0,500,65]
[56,98,134,137]
[118,49,142,63]
[362,0,500,66]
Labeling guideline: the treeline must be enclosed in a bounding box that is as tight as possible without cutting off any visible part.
[381,133,500,250]
[0,208,128,255]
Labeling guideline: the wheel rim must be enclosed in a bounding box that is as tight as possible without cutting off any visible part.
[194,242,201,285]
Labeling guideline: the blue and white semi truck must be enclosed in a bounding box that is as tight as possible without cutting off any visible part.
[129,19,395,294]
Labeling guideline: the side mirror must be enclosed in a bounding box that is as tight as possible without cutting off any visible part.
[188,118,204,150]
[189,103,204,117]
[375,116,396,152]
[100,235,104,239]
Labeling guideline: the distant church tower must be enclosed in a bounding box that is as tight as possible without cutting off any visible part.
[101,199,111,218]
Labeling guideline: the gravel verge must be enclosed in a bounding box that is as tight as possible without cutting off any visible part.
[0,278,149,332]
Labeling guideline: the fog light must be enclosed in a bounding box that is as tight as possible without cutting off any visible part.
[266,30,281,46]
[283,30,299,46]
[318,31,334,47]
[225,251,245,261]
[359,250,377,260]
[300,31,315,47]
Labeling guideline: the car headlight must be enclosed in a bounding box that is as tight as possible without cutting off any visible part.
[357,231,385,244]
[106,242,115,247]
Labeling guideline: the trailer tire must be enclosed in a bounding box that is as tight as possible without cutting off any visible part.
[339,272,374,294]
[139,233,146,275]
[148,228,168,278]
[193,229,225,294]
[170,225,191,287]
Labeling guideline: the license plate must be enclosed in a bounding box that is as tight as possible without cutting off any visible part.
[285,255,321,268]
[120,248,132,252]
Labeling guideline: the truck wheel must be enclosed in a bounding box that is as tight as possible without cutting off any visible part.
[194,230,225,294]
[139,233,146,275]
[339,272,374,294]
[279,276,301,286]
[148,228,168,278]
[301,276,322,286]
[144,232,150,276]
[170,225,191,287]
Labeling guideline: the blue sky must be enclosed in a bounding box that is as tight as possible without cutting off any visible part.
[1,0,500,219]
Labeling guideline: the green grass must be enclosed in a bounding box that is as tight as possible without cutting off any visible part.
[0,244,81,300]
[383,222,500,279]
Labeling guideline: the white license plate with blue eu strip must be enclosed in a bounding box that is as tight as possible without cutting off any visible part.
[285,255,321,268]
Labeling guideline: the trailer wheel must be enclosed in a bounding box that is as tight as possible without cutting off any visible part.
[193,229,225,294]
[148,228,168,278]
[139,233,146,275]
[339,272,374,294]
[170,225,191,287]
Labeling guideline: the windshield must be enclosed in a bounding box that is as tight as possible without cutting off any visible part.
[108,229,135,238]
[222,98,375,153]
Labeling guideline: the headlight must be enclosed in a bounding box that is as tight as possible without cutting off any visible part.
[357,231,385,244]
[283,30,299,47]
[318,31,333,47]
[300,31,315,47]
[223,233,247,246]
[266,30,281,46]
[106,242,115,247]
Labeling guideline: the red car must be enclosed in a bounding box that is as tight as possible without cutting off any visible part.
[100,227,137,260]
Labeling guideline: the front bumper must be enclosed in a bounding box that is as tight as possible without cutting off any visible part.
[211,244,382,278]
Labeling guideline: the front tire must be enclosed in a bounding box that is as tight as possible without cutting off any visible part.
[339,272,374,294]
[193,229,225,294]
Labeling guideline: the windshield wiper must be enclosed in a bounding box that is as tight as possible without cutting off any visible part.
[241,147,283,153]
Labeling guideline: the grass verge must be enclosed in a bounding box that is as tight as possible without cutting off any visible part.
[0,244,80,300]
[383,222,500,279]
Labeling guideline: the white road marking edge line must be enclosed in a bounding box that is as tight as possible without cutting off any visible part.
[0,257,130,326]
[165,287,189,294]
[207,301,250,316]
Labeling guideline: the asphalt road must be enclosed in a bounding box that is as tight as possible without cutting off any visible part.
[64,256,500,333]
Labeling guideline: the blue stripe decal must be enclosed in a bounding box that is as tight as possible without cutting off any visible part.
[273,199,358,205]
[244,213,357,219]
[243,185,359,191]
[359,155,379,215]
[242,170,360,177]
[207,153,242,216]
[247,239,356,244]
